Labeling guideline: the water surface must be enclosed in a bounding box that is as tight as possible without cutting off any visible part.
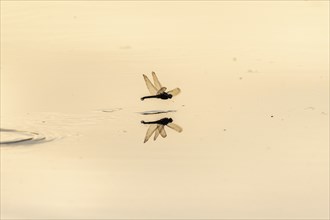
[1,1,329,219]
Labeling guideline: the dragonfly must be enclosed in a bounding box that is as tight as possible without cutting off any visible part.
[141,72,181,101]
[141,117,183,143]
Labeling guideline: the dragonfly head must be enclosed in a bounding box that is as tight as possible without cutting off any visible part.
[168,94,173,99]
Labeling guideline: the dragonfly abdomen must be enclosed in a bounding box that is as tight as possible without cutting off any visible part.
[141,95,159,100]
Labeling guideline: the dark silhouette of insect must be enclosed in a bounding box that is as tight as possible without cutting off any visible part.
[141,72,181,100]
[141,117,183,143]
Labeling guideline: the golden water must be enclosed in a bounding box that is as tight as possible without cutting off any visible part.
[1,1,329,219]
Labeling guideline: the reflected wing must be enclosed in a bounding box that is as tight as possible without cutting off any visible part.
[167,88,181,96]
[152,72,162,90]
[159,125,167,138]
[167,123,183,133]
[154,125,160,141]
[143,74,158,95]
[156,87,167,95]
[144,124,158,143]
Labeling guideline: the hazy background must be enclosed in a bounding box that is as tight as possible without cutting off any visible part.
[1,1,329,219]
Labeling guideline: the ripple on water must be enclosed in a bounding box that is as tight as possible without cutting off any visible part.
[0,128,52,146]
[138,110,177,115]
[1,110,120,146]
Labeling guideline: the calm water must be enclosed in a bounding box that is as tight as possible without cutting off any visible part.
[1,1,329,219]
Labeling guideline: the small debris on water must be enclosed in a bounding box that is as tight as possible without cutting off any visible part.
[119,45,132,50]
[101,108,122,113]
[247,69,258,73]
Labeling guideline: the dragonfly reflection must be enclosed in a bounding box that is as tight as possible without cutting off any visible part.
[141,117,183,143]
[141,72,181,101]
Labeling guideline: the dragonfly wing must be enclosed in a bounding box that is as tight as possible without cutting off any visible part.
[152,72,162,90]
[144,124,158,143]
[167,88,181,96]
[154,125,160,141]
[159,125,167,138]
[167,123,183,133]
[143,74,158,95]
[156,87,167,95]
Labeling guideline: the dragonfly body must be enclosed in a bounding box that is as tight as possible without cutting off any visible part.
[141,72,180,101]
[141,117,182,143]
[141,93,173,101]
[141,117,173,125]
